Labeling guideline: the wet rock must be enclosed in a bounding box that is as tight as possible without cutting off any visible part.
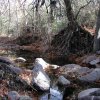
[19,95,32,100]
[8,91,20,100]
[78,88,100,100]
[0,57,50,94]
[40,88,63,100]
[58,76,70,86]
[78,68,100,82]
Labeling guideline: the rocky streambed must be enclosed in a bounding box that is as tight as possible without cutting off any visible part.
[0,51,100,100]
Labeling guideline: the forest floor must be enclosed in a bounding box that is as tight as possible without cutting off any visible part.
[0,36,100,100]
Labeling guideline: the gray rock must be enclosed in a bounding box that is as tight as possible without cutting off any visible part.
[58,76,70,86]
[40,88,63,100]
[89,58,100,65]
[34,58,60,70]
[0,58,22,75]
[8,91,20,100]
[0,56,14,65]
[19,95,32,100]
[96,51,100,55]
[78,68,100,82]
[8,65,22,74]
[16,58,50,91]
[78,88,100,100]
[59,64,93,78]
[60,64,81,76]
[32,58,50,91]
[32,68,50,91]
[76,67,93,75]
[34,58,49,70]
[82,55,97,64]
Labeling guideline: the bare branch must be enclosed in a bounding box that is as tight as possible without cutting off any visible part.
[75,0,92,20]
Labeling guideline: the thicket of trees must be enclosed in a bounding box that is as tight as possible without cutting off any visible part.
[0,0,100,54]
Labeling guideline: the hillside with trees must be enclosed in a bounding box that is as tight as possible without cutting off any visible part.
[0,0,100,100]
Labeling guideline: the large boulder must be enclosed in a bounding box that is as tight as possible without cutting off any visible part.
[8,65,22,74]
[59,64,81,76]
[0,56,22,75]
[32,70,50,91]
[32,66,50,91]
[0,62,22,75]
[18,68,50,92]
[59,64,93,78]
[0,56,14,65]
[18,69,50,91]
[0,57,50,92]
[78,68,100,82]
[78,88,100,100]
[34,58,49,70]
[82,55,97,64]
[13,58,51,91]
[32,58,50,91]
[76,67,93,75]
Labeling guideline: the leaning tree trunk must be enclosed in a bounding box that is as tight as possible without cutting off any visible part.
[51,0,93,55]
[64,0,75,23]
[94,5,100,51]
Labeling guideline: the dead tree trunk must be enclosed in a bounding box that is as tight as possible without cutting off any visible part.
[64,0,75,22]
[94,5,100,51]
[51,0,93,55]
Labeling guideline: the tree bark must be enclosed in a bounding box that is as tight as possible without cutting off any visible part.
[94,5,100,51]
[64,0,75,22]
